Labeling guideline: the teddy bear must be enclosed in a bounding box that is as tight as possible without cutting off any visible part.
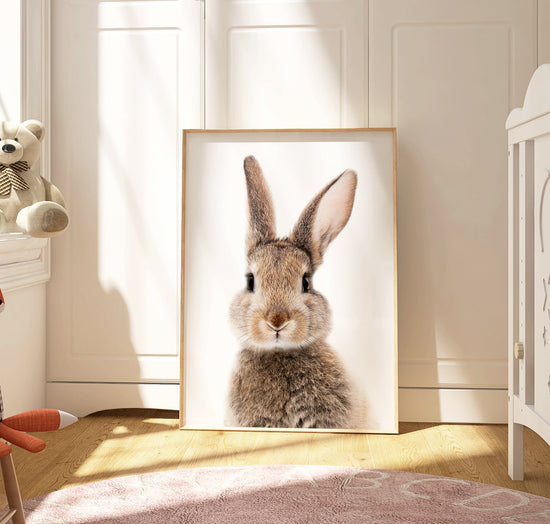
[0,119,69,237]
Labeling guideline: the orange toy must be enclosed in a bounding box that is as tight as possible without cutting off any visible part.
[0,288,77,523]
[0,408,78,453]
[0,441,11,458]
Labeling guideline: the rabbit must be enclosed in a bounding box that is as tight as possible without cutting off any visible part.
[228,155,358,429]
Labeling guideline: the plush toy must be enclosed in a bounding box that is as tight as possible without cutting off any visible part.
[0,400,78,454]
[0,120,69,237]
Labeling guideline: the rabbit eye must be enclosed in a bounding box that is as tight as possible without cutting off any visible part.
[302,274,311,293]
[246,273,255,292]
[13,138,18,142]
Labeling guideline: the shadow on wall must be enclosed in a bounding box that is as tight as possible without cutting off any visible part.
[47,2,140,394]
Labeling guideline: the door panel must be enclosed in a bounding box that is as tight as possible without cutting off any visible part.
[48,0,201,383]
[369,0,537,392]
[206,0,367,128]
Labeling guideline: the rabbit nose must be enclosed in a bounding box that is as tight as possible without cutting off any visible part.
[2,143,16,153]
[266,312,290,331]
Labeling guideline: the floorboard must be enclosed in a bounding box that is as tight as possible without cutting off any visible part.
[1,408,549,510]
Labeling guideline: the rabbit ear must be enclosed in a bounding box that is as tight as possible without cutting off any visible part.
[290,170,357,270]
[244,156,276,251]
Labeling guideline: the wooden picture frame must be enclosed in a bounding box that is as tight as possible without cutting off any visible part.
[180,129,398,433]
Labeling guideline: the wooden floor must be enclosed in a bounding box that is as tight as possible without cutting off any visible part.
[1,408,550,510]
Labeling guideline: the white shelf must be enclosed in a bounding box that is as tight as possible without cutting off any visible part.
[0,234,49,291]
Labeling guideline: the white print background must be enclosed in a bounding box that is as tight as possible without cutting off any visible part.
[183,131,396,432]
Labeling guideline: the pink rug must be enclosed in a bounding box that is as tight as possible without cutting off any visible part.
[22,465,550,523]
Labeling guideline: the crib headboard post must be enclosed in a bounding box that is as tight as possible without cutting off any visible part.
[507,64,550,481]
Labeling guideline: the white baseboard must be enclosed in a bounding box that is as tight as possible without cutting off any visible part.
[46,382,179,418]
[399,359,507,389]
[47,383,507,424]
[399,387,507,423]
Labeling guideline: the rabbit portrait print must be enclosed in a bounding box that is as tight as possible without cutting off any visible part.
[228,156,357,429]
[181,130,398,433]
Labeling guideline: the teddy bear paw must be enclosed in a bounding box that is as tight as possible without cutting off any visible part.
[16,201,69,238]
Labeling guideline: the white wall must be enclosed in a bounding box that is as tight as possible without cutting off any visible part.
[0,0,21,123]
[541,0,550,65]
[0,285,46,416]
[3,0,550,422]
[46,0,201,416]
[204,0,545,423]
[0,1,50,414]
[369,0,537,422]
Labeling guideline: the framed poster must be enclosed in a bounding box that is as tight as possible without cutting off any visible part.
[181,129,397,433]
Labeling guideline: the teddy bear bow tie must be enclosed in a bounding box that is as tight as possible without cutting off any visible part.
[0,160,30,196]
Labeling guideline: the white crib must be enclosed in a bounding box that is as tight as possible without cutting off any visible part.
[507,63,550,480]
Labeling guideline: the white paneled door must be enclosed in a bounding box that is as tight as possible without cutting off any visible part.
[46,0,542,421]
[369,0,537,421]
[205,0,539,422]
[47,0,201,414]
[205,0,367,128]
